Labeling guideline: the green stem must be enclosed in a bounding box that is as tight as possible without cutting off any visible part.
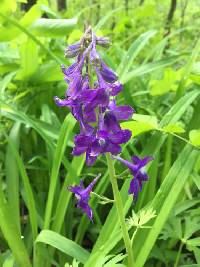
[131,228,138,245]
[174,241,183,267]
[161,135,173,181]
[106,153,134,267]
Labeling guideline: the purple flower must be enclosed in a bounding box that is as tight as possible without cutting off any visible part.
[100,61,118,83]
[113,155,153,199]
[64,42,82,58]
[90,42,101,66]
[96,68,122,96]
[55,28,135,166]
[68,174,101,221]
[80,88,110,114]
[96,36,110,48]
[108,100,134,120]
[73,128,131,166]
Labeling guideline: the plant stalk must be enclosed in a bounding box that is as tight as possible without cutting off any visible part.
[174,241,183,267]
[106,153,134,267]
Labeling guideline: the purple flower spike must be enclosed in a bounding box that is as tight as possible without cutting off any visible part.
[55,28,135,166]
[113,155,153,199]
[68,174,101,221]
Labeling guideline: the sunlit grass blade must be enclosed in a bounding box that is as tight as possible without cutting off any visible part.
[34,230,90,264]
[175,38,200,100]
[117,30,157,78]
[0,186,31,267]
[121,55,184,84]
[134,146,199,267]
[5,122,21,234]
[6,134,38,240]
[1,102,59,146]
[94,7,123,31]
[44,113,76,229]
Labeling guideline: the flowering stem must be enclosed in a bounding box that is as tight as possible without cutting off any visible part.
[106,153,134,267]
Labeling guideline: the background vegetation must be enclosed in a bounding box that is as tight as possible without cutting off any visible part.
[0,0,200,266]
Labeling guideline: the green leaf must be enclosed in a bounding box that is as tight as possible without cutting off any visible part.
[34,230,90,264]
[5,123,21,234]
[16,37,38,79]
[134,147,199,267]
[0,0,16,15]
[20,3,42,27]
[191,173,200,190]
[30,18,77,37]
[31,62,63,83]
[0,188,31,267]
[2,254,14,267]
[192,247,200,263]
[44,114,76,229]
[162,123,185,133]
[0,102,59,145]
[186,237,200,247]
[189,130,200,146]
[94,7,122,31]
[121,56,183,84]
[0,72,16,99]
[0,4,42,41]
[121,114,158,137]
[6,135,38,240]
[117,30,157,78]
[150,68,181,96]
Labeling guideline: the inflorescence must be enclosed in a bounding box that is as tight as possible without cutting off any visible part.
[54,27,153,220]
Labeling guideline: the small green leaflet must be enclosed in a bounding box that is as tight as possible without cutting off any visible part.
[121,114,185,137]
[189,130,200,146]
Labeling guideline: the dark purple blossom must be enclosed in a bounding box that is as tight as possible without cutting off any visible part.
[68,174,101,221]
[113,155,153,199]
[73,128,131,166]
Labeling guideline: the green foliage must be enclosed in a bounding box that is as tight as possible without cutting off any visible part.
[0,1,200,267]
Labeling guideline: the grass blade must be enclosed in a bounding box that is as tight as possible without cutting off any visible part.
[121,55,183,84]
[0,186,31,267]
[44,113,76,229]
[6,134,38,240]
[134,147,199,266]
[5,122,21,234]
[34,230,90,264]
[117,30,157,78]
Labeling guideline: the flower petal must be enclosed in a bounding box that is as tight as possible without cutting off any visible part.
[104,112,121,132]
[100,61,117,83]
[128,178,140,199]
[105,143,121,154]
[78,201,93,221]
[131,156,153,167]
[109,130,132,144]
[54,96,72,107]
